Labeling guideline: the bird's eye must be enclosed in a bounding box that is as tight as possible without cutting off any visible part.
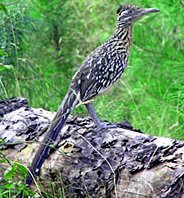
[122,10,129,15]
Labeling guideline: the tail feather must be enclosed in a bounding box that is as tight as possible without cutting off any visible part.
[26,89,78,186]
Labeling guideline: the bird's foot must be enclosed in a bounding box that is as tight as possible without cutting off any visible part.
[95,123,117,132]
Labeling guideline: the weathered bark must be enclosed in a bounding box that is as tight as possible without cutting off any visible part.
[0,98,184,198]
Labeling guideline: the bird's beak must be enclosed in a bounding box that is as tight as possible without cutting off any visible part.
[132,8,160,23]
[140,8,160,16]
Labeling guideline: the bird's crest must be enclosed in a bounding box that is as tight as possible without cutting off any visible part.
[117,4,139,15]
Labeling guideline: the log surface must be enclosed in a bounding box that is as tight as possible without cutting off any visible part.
[0,97,184,198]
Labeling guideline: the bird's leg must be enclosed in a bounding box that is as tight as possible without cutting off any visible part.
[85,103,116,130]
[85,103,103,129]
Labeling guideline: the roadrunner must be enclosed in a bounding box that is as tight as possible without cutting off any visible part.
[26,4,159,187]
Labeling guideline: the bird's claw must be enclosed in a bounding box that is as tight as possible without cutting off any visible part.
[95,123,117,132]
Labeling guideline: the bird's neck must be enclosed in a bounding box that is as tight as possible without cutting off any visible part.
[112,25,133,50]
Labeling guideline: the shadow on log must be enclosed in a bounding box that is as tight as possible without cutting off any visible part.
[0,98,184,198]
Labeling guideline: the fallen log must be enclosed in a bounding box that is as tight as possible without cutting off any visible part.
[0,97,184,198]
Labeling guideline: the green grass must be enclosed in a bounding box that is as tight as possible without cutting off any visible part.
[0,0,184,139]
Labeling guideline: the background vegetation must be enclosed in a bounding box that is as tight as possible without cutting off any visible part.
[0,0,183,197]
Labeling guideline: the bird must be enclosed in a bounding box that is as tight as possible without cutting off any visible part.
[25,4,159,189]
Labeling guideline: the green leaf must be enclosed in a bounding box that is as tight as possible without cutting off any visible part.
[0,159,7,163]
[11,163,17,172]
[0,65,13,72]
[0,66,5,72]
[0,49,7,56]
[0,3,8,14]
[0,138,5,143]
[4,169,14,180]
[15,162,28,174]
[5,182,14,189]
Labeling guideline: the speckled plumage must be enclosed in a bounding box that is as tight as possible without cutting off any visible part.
[25,4,159,189]
[71,25,132,103]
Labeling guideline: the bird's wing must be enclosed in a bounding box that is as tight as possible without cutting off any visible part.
[71,46,125,103]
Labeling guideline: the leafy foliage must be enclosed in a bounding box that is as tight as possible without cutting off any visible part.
[0,150,36,197]
[0,3,8,15]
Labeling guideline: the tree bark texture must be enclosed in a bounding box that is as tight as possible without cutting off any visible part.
[0,98,184,198]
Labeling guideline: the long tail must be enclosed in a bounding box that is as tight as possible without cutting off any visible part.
[25,89,78,187]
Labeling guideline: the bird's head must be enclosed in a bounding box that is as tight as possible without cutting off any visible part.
[117,4,159,27]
